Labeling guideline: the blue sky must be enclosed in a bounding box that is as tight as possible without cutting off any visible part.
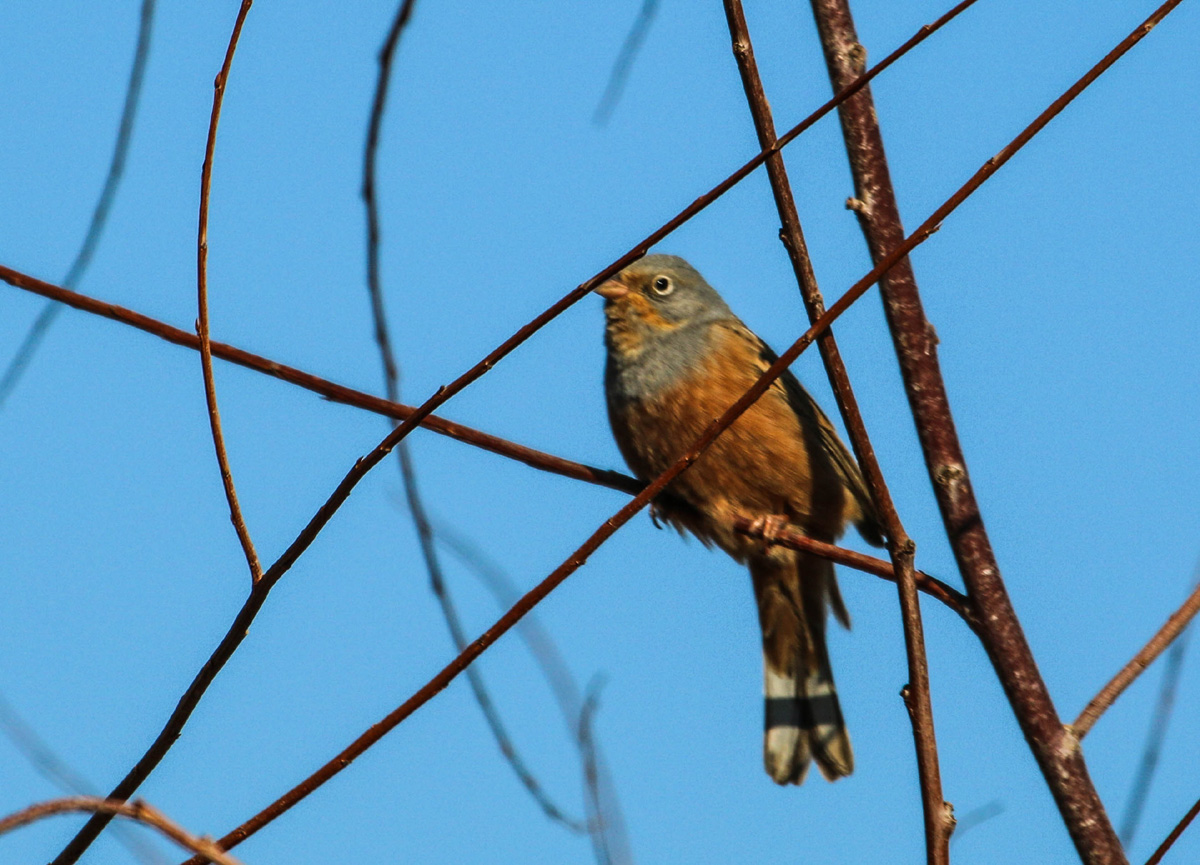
[2,1,1199,862]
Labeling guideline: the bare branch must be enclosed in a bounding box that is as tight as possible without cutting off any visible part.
[361,0,585,832]
[0,262,642,497]
[0,0,155,409]
[1075,571,1200,740]
[1145,793,1200,865]
[1,797,241,865]
[807,0,1186,860]
[196,0,262,585]
[593,0,659,125]
[0,694,169,865]
[733,517,975,627]
[721,1,951,858]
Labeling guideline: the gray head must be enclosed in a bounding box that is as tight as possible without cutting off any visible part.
[595,254,734,327]
[598,255,738,399]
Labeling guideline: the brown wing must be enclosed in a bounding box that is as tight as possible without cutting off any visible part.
[740,326,885,548]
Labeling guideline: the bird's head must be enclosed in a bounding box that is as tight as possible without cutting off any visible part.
[596,255,732,335]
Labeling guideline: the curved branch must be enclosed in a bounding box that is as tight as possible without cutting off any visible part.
[196,0,262,584]
[0,797,241,865]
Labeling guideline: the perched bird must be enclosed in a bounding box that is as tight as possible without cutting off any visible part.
[598,254,884,784]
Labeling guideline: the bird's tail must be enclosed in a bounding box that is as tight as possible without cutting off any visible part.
[753,553,853,784]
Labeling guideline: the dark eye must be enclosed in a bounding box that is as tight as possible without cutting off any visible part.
[651,275,674,296]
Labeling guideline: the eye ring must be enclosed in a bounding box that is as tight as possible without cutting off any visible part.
[651,275,674,296]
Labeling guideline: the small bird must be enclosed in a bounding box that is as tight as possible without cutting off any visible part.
[598,254,883,784]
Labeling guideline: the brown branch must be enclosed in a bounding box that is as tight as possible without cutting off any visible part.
[0,262,641,497]
[1,797,241,865]
[808,0,1185,861]
[46,9,986,861]
[0,694,169,865]
[733,517,976,628]
[721,1,951,859]
[361,0,585,833]
[0,0,155,409]
[1144,793,1200,865]
[1074,577,1200,740]
[435,526,632,859]
[196,0,262,585]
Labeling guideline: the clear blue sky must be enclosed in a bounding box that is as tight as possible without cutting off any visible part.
[3,1,1199,862]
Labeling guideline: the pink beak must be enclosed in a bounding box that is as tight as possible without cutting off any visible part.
[595,278,629,300]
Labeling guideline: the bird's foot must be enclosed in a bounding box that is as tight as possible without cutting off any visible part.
[748,514,790,547]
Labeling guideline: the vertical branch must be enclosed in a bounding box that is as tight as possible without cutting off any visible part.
[0,0,156,408]
[593,0,659,125]
[720,2,951,861]
[362,0,588,835]
[197,0,261,584]
[805,0,1180,860]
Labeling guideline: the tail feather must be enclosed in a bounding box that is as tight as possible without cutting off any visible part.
[753,553,853,785]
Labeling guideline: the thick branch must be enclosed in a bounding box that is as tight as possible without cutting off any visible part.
[807,0,1184,861]
[722,1,952,859]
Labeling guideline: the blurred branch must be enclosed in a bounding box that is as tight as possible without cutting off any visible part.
[1120,620,1192,847]
[807,0,1184,860]
[53,4,258,861]
[436,526,632,862]
[0,694,169,865]
[593,0,658,125]
[1074,572,1200,740]
[196,0,262,585]
[1145,793,1200,865]
[361,0,586,834]
[733,518,976,627]
[721,2,950,859]
[0,797,241,865]
[0,0,155,409]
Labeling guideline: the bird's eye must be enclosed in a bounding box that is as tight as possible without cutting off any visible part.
[651,275,674,296]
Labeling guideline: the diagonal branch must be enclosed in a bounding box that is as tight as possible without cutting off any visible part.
[807,0,1186,861]
[721,2,954,859]
[1074,571,1200,740]
[733,517,976,628]
[0,0,156,409]
[593,0,659,125]
[196,0,262,585]
[1145,792,1200,865]
[1,797,241,865]
[45,8,987,861]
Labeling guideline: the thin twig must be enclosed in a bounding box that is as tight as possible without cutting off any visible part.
[808,0,1183,860]
[721,2,950,859]
[0,0,155,409]
[1119,562,1200,847]
[47,8,987,861]
[196,0,261,585]
[733,518,975,627]
[0,694,169,865]
[593,0,659,125]
[361,0,584,832]
[1074,574,1200,740]
[0,262,642,497]
[52,5,261,861]
[1145,793,1200,865]
[578,677,612,865]
[1120,627,1191,847]
[0,797,241,865]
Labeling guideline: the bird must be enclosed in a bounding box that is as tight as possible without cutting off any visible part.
[597,254,884,785]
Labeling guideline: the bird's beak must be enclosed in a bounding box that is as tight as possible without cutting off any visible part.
[595,276,629,300]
